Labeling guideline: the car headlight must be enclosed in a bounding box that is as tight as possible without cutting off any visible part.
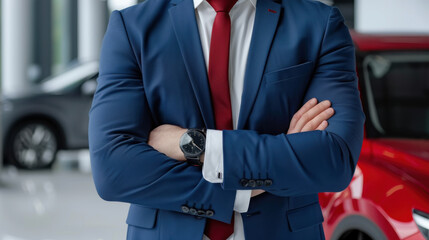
[413,209,429,240]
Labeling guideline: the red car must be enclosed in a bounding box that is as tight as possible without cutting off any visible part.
[319,31,429,240]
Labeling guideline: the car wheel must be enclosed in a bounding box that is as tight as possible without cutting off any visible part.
[6,120,58,169]
[331,215,387,240]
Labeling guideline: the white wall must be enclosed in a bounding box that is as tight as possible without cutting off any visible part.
[77,0,108,62]
[1,0,34,96]
[356,0,429,34]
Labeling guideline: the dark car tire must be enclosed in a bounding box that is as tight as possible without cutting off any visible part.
[331,215,388,240]
[5,120,59,170]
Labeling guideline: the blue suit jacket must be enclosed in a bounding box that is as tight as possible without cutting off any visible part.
[88,0,365,238]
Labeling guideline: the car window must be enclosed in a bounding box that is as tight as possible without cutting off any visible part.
[364,53,429,139]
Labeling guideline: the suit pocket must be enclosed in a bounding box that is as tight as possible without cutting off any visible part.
[264,61,314,85]
[126,204,158,229]
[286,202,324,232]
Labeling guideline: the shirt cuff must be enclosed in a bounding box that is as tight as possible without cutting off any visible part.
[202,129,223,183]
[203,130,251,213]
[233,190,252,213]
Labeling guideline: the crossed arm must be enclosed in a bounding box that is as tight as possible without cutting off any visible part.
[148,98,336,197]
[89,8,365,223]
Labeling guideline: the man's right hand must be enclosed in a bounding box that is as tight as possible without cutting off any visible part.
[251,98,334,198]
[287,98,334,134]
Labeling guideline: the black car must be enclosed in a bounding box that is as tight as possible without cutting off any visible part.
[2,61,99,170]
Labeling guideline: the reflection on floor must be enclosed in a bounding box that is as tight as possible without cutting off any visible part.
[0,150,129,240]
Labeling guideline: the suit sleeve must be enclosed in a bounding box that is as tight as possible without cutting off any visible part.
[203,130,252,213]
[221,7,365,196]
[88,10,236,223]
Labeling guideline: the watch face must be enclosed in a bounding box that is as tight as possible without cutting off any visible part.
[180,130,205,157]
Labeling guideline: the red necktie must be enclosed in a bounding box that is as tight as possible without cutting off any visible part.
[204,0,237,239]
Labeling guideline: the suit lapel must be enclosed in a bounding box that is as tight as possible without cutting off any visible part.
[169,0,216,129]
[237,0,281,129]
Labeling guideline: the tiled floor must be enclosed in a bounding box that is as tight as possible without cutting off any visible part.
[0,150,129,240]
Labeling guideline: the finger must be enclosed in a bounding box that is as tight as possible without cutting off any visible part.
[294,100,331,132]
[301,107,335,132]
[316,120,329,131]
[288,98,317,133]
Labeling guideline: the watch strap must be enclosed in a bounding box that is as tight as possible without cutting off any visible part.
[186,156,203,167]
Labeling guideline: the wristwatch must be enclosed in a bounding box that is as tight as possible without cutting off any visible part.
[179,128,206,166]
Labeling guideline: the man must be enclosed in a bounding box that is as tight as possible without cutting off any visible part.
[88,0,365,238]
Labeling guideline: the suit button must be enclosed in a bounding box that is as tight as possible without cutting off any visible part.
[206,210,215,217]
[197,210,206,216]
[181,205,190,213]
[240,179,249,187]
[256,179,264,187]
[189,208,198,215]
[248,179,256,187]
[264,179,273,187]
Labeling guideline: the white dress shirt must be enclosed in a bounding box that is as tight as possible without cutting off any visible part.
[193,0,257,239]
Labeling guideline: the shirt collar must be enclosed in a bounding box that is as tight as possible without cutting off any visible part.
[193,0,257,9]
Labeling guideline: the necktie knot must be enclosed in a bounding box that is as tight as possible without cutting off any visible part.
[207,0,238,13]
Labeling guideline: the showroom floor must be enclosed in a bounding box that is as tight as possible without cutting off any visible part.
[0,150,129,240]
